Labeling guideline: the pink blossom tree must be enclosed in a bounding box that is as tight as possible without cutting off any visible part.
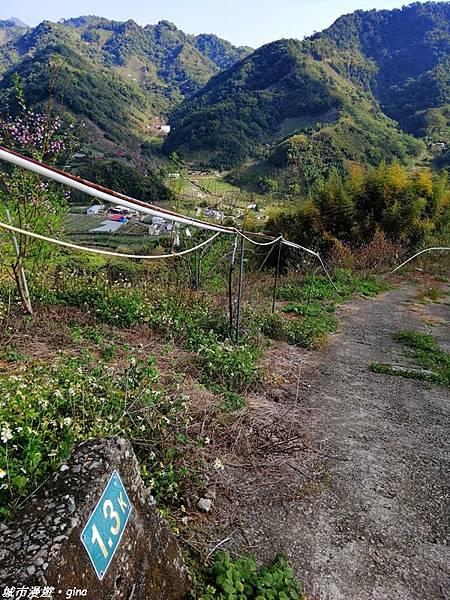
[0,74,74,312]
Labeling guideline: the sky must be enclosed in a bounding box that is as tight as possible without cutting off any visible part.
[1,0,429,48]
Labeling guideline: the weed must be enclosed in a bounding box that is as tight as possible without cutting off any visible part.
[277,269,389,303]
[199,552,303,600]
[0,354,194,519]
[102,343,117,361]
[271,270,388,348]
[196,334,261,392]
[286,312,337,349]
[219,390,247,412]
[370,362,445,385]
[415,286,446,303]
[370,330,450,387]
[261,313,287,340]
[2,344,27,363]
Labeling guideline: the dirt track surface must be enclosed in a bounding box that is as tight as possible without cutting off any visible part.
[228,283,450,600]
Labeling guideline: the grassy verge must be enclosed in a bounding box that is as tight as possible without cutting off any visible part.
[371,330,450,387]
[263,268,390,349]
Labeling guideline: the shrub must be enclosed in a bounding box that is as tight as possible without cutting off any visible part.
[200,552,303,600]
[286,311,337,349]
[354,230,404,272]
[196,334,261,392]
[261,313,288,340]
[328,239,355,271]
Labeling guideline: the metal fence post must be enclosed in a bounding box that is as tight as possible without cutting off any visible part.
[235,235,245,340]
[271,238,282,314]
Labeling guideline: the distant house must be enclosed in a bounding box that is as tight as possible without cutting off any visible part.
[86,204,104,216]
[159,125,171,134]
[168,172,180,179]
[152,216,165,226]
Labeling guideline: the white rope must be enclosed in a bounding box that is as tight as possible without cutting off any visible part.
[317,253,340,293]
[391,247,450,273]
[238,232,283,246]
[280,239,340,292]
[0,220,221,260]
[281,238,319,258]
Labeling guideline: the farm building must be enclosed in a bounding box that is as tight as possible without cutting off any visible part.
[86,204,104,216]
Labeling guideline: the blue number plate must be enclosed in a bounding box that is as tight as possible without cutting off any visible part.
[80,470,132,580]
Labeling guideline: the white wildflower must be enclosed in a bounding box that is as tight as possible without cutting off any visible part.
[213,458,224,471]
[1,423,13,444]
[0,468,6,479]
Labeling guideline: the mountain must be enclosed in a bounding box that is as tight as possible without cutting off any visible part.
[309,2,450,136]
[0,16,251,154]
[0,18,29,69]
[164,2,449,182]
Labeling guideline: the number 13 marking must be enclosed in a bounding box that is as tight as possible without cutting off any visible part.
[91,498,124,557]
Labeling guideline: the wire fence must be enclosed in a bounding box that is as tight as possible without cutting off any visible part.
[0,144,449,331]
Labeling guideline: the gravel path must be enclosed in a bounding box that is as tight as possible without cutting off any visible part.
[230,284,450,600]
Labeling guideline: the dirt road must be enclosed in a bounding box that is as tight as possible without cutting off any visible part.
[228,283,450,599]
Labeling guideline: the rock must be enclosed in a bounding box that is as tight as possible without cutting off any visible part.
[198,498,213,512]
[0,437,189,599]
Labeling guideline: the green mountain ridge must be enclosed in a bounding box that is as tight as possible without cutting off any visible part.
[0,4,449,197]
[0,16,252,152]
[163,2,449,183]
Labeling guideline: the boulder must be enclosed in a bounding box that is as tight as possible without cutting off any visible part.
[0,437,190,599]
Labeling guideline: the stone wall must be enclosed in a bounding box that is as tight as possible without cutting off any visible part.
[0,437,190,599]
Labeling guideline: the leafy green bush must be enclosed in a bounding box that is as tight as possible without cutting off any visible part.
[196,334,261,393]
[261,313,288,340]
[200,552,303,600]
[286,312,337,349]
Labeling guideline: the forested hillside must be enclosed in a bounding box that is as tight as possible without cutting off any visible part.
[0,3,449,195]
[164,2,449,183]
[0,16,250,153]
[0,16,251,199]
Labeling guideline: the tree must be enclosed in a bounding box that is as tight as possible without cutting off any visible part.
[0,75,73,312]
